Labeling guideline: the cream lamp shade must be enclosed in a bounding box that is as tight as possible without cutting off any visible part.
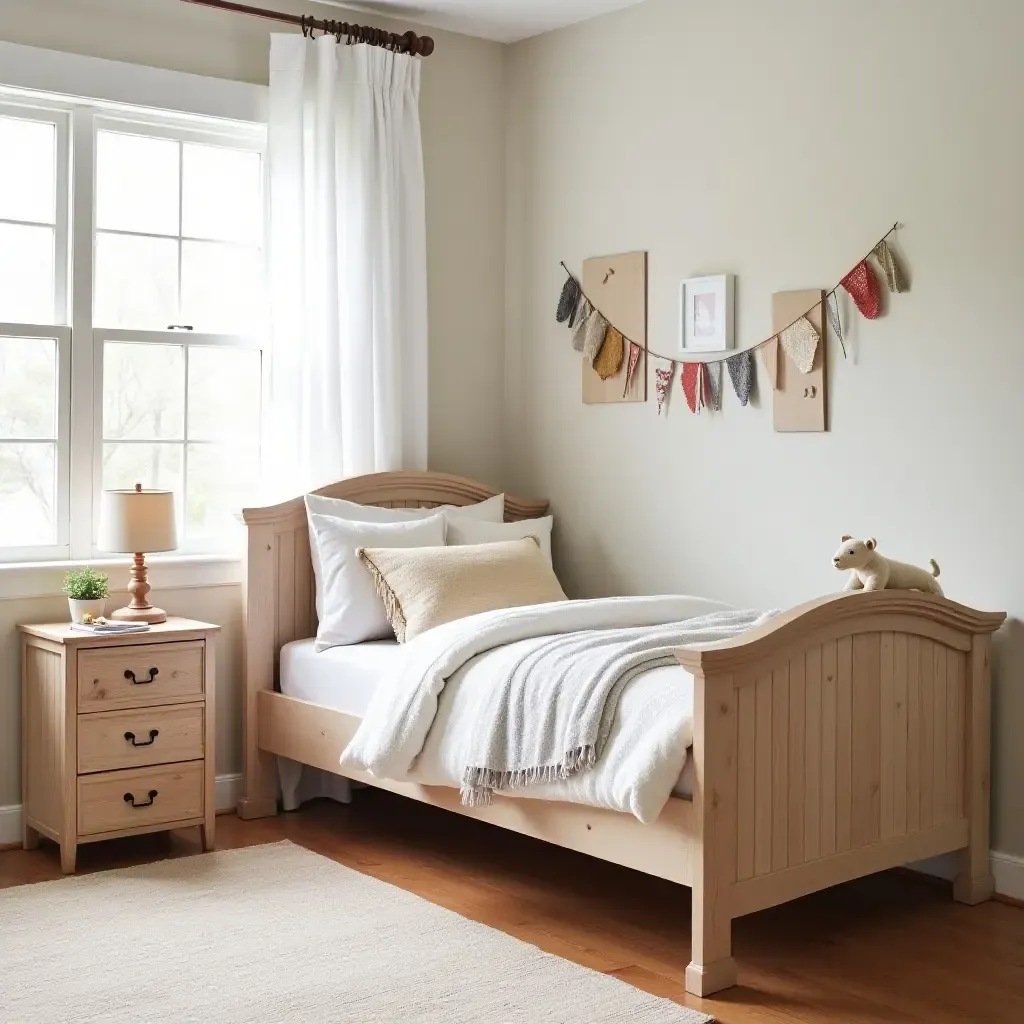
[98,485,178,624]
[98,487,178,554]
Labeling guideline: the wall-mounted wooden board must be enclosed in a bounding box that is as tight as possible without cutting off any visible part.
[582,251,647,404]
[772,289,827,432]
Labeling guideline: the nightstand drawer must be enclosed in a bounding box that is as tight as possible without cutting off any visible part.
[78,704,204,773]
[78,761,205,836]
[78,641,205,711]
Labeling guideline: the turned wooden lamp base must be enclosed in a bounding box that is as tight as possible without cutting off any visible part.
[109,552,167,624]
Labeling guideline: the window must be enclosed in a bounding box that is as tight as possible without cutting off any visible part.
[0,96,265,562]
[0,102,70,558]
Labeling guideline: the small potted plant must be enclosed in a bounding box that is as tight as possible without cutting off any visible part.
[63,567,110,624]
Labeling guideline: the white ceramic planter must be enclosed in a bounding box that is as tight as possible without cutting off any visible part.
[68,597,106,624]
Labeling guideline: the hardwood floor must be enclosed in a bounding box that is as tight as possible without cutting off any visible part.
[2,791,1021,1022]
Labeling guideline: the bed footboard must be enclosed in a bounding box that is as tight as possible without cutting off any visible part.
[677,590,1004,996]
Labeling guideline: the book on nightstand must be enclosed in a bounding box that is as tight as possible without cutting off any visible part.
[69,621,151,634]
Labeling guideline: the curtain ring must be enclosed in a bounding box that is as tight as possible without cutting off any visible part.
[300,15,308,38]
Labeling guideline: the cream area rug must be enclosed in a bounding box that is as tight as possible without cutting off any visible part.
[0,841,713,1023]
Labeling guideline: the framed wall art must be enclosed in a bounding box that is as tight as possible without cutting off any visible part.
[679,274,735,353]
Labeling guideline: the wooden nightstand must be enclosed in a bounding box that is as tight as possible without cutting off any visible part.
[19,617,220,873]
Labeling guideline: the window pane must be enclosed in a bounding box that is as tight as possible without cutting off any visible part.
[103,443,183,497]
[186,443,258,541]
[104,342,185,440]
[95,131,179,235]
[0,442,55,546]
[180,240,261,333]
[0,116,56,224]
[94,232,178,329]
[0,223,54,323]
[182,143,262,244]
[188,347,261,441]
[0,337,57,439]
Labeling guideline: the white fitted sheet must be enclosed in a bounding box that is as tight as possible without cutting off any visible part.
[279,638,402,715]
[279,638,693,800]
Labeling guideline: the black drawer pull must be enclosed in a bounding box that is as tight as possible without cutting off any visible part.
[124,667,159,685]
[123,789,158,808]
[124,729,159,747]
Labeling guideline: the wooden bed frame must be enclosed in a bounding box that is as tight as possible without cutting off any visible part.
[238,471,1005,997]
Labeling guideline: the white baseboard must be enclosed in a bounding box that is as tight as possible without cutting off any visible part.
[991,851,1024,901]
[0,772,244,847]
[214,773,243,814]
[0,802,20,846]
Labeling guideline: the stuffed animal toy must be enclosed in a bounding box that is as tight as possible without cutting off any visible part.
[832,536,943,596]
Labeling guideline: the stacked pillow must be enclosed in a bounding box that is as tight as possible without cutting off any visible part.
[445,514,554,566]
[306,491,505,650]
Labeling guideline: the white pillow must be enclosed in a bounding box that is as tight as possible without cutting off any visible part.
[309,512,446,649]
[305,492,505,619]
[305,491,505,524]
[446,515,554,567]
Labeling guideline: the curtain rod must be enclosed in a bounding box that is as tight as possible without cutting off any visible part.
[180,0,436,56]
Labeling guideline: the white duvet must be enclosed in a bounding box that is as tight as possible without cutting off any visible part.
[341,595,735,822]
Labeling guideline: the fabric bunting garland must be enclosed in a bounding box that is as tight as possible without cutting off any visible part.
[571,300,593,352]
[726,349,754,406]
[841,260,881,319]
[703,362,722,411]
[779,316,820,374]
[555,275,580,324]
[622,342,642,397]
[581,309,609,364]
[761,337,780,391]
[557,223,908,418]
[681,362,701,413]
[655,364,675,415]
[594,326,625,380]
[873,240,908,294]
[826,292,845,358]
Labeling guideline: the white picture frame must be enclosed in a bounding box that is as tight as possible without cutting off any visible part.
[680,274,735,353]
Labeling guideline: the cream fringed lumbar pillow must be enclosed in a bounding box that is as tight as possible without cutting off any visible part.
[357,538,566,642]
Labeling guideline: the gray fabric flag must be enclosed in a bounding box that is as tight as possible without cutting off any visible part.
[726,349,754,406]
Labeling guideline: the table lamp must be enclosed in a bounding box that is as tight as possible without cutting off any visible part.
[98,483,178,624]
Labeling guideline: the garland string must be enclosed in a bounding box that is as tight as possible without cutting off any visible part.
[559,222,902,365]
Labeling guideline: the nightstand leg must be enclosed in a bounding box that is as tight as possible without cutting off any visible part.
[23,822,40,850]
[60,840,77,874]
[200,818,215,851]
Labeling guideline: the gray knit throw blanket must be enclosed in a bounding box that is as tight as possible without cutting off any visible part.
[460,608,769,806]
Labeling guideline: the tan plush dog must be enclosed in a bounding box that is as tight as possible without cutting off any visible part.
[833,536,943,596]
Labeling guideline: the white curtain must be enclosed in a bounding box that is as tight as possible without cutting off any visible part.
[265,35,428,497]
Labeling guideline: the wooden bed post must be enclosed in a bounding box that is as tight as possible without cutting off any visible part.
[685,666,739,996]
[953,633,994,904]
[238,519,281,820]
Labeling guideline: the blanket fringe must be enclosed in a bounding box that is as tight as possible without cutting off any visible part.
[461,746,597,807]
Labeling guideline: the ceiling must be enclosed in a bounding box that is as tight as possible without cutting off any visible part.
[321,1,649,44]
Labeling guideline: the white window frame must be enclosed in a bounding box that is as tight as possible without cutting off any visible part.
[0,98,72,562]
[0,80,267,564]
[92,328,264,556]
[88,112,266,557]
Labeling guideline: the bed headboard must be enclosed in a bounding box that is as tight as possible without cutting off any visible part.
[237,471,549,817]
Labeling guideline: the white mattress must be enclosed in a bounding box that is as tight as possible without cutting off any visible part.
[279,638,402,715]
[279,638,693,800]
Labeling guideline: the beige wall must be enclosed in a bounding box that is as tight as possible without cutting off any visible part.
[504,0,1024,857]
[0,0,506,810]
